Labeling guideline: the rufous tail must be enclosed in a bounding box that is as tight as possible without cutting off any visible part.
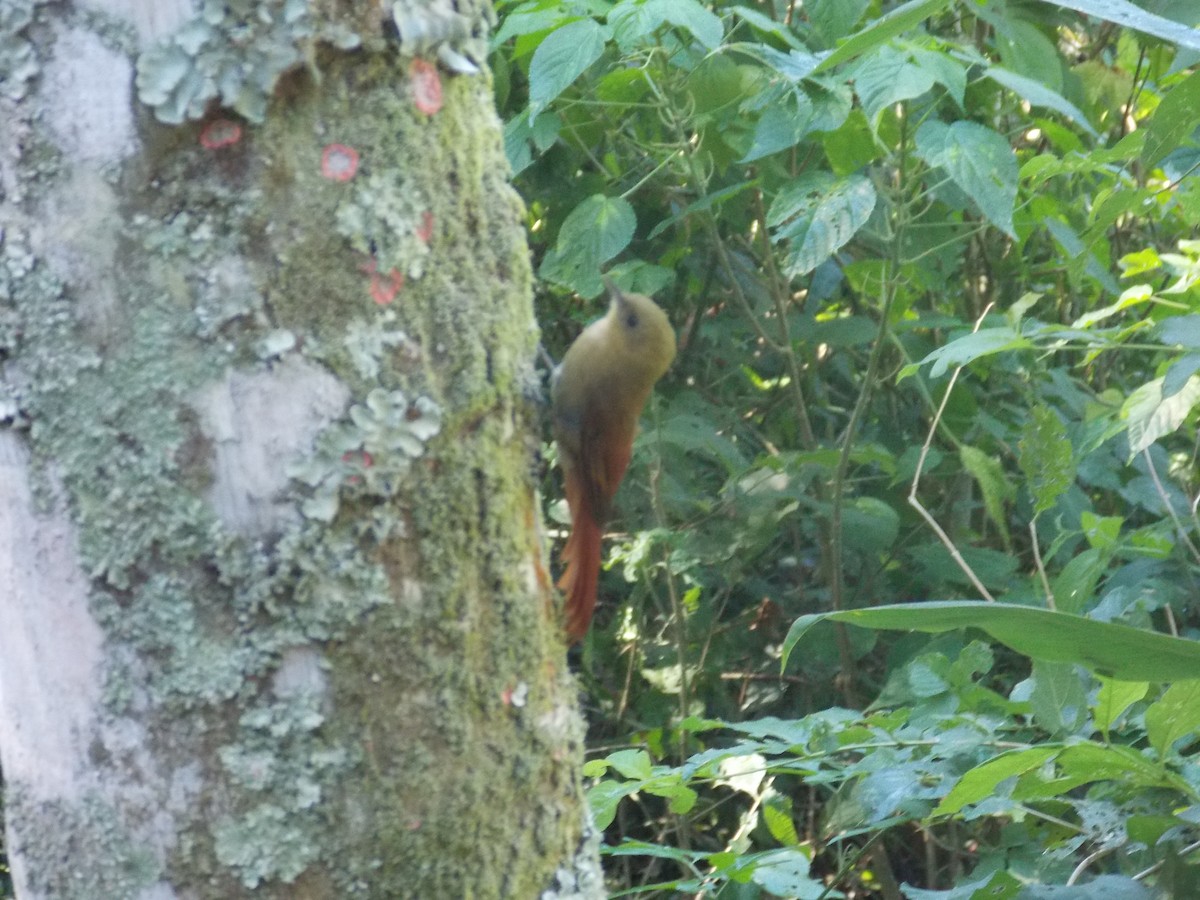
[558,471,602,643]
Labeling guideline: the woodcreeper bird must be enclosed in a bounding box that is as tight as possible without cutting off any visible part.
[552,277,676,642]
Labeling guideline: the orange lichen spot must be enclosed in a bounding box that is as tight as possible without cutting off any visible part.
[321,143,359,181]
[360,257,403,305]
[200,119,242,149]
[410,58,443,115]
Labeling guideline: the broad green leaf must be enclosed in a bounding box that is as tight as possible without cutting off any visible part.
[491,7,576,47]
[1071,284,1153,329]
[1093,676,1148,733]
[1122,375,1200,457]
[908,45,966,109]
[1146,681,1200,757]
[1080,512,1122,550]
[609,0,723,51]
[1144,70,1200,167]
[842,496,900,555]
[935,746,1058,815]
[1051,548,1106,614]
[915,120,1018,237]
[1157,313,1200,349]
[503,108,560,174]
[850,44,937,122]
[902,872,1021,900]
[767,173,877,277]
[539,194,636,295]
[750,849,824,898]
[1021,132,1144,184]
[644,776,698,814]
[763,795,801,846]
[528,19,608,117]
[606,748,654,779]
[985,66,1099,138]
[1052,743,1193,796]
[729,6,804,50]
[751,45,822,82]
[741,93,815,162]
[812,0,955,74]
[1027,660,1087,735]
[782,602,1200,681]
[1049,0,1200,53]
[807,0,870,46]
[587,779,639,829]
[1163,352,1200,398]
[986,14,1063,90]
[902,327,1032,380]
[960,445,1014,545]
[1018,407,1074,516]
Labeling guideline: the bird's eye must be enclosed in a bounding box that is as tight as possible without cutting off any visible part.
[625,313,639,329]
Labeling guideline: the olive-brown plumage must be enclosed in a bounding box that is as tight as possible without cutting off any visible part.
[553,278,676,642]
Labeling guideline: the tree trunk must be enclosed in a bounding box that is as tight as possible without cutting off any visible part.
[0,2,599,896]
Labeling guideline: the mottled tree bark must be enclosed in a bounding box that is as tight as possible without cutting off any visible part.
[0,2,599,897]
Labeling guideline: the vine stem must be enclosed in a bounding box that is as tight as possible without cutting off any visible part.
[908,304,997,602]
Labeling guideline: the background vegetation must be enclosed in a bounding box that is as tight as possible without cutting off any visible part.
[493,0,1200,896]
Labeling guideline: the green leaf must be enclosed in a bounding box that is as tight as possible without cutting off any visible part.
[1027,660,1087,735]
[1122,375,1200,457]
[609,0,723,51]
[842,496,900,556]
[914,120,1018,237]
[812,0,955,74]
[902,872,1022,900]
[1163,352,1200,398]
[960,445,1014,545]
[491,7,576,47]
[648,179,756,238]
[935,746,1058,815]
[607,748,654,779]
[807,0,870,46]
[1071,284,1153,329]
[729,5,805,50]
[1146,681,1200,757]
[1051,548,1106,614]
[1080,511,1122,551]
[985,66,1099,138]
[850,44,936,122]
[749,849,824,898]
[767,172,877,277]
[763,795,801,846]
[1144,70,1200,167]
[908,45,966,109]
[741,93,815,162]
[782,602,1200,681]
[539,194,636,296]
[1158,313,1200,349]
[1049,0,1200,53]
[904,327,1032,380]
[1018,406,1074,516]
[587,779,638,829]
[1093,676,1148,733]
[528,19,608,117]
[644,775,698,814]
[1051,743,1192,796]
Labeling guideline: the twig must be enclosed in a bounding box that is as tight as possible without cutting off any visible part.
[1067,844,1120,885]
[1142,447,1200,565]
[1029,519,1055,608]
[908,305,997,602]
[1134,837,1200,881]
